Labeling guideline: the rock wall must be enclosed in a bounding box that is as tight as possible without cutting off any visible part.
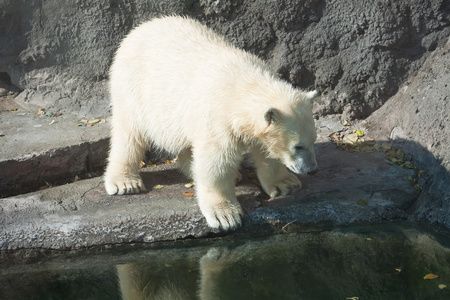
[0,0,449,230]
[0,0,449,118]
[367,38,450,231]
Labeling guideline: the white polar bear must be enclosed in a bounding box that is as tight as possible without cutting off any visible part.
[104,16,318,231]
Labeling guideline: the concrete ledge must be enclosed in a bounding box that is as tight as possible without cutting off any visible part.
[0,141,418,250]
[0,96,110,197]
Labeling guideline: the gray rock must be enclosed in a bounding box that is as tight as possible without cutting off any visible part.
[0,0,449,118]
[0,0,449,245]
[0,131,418,250]
[367,38,450,231]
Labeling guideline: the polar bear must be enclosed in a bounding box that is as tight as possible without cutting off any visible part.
[104,16,318,231]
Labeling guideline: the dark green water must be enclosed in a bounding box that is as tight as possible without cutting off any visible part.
[1,223,450,300]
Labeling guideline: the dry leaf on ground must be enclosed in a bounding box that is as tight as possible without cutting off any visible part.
[424,273,439,280]
[182,192,195,197]
[357,199,368,206]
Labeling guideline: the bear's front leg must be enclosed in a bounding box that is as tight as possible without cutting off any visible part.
[192,146,244,231]
[104,129,146,195]
[251,147,302,198]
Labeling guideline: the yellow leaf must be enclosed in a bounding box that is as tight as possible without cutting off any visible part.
[10,107,18,111]
[184,182,195,188]
[395,268,402,272]
[438,284,447,289]
[424,273,439,280]
[357,199,368,206]
[153,185,164,190]
[355,129,364,137]
[139,161,146,168]
[88,119,101,124]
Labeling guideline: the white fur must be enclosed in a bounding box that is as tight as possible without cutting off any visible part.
[105,16,318,230]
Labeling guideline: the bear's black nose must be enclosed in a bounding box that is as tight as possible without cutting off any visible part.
[307,168,318,175]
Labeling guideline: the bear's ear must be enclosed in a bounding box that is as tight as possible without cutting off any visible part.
[264,108,280,125]
[305,90,318,103]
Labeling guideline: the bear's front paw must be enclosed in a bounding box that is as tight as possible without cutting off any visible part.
[265,173,302,198]
[201,202,244,231]
[104,175,146,195]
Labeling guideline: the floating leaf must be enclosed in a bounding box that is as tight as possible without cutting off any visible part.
[49,120,55,125]
[182,192,195,197]
[184,182,195,188]
[355,129,364,137]
[366,238,372,241]
[357,199,368,206]
[424,273,439,280]
[153,184,164,190]
[88,119,101,124]
[395,268,402,273]
[438,284,447,289]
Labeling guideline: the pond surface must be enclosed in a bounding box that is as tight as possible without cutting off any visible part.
[1,223,450,300]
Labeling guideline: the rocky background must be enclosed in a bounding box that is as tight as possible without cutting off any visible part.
[0,0,449,230]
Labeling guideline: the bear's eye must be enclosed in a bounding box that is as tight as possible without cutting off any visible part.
[294,145,304,151]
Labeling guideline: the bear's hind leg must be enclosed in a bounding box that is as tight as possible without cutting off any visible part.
[177,147,193,179]
[104,129,147,195]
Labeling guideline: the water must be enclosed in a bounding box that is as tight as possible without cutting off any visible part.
[1,223,450,300]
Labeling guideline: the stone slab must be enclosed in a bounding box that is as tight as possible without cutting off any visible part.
[0,133,418,250]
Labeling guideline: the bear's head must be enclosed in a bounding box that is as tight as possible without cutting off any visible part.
[261,90,318,175]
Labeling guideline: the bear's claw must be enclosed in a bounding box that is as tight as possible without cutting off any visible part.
[202,204,244,231]
[105,177,147,195]
[267,173,302,198]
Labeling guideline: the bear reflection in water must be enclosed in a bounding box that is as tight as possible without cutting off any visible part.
[117,229,450,300]
[117,247,287,300]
